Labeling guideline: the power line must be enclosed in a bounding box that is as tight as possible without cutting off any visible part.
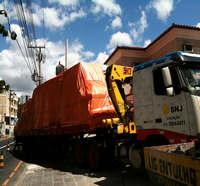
[1,0,32,74]
[17,0,37,71]
[13,0,39,76]
[15,40,32,75]
[16,39,33,74]
[5,0,46,86]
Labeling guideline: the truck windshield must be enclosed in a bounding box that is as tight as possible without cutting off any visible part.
[180,64,200,94]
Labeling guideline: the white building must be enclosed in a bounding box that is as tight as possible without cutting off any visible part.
[0,89,18,137]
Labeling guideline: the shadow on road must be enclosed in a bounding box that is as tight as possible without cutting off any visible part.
[11,148,152,186]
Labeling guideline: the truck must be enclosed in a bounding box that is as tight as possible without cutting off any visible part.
[15,51,200,169]
[123,51,200,169]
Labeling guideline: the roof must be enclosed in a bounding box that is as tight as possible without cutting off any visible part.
[104,46,144,65]
[104,23,200,64]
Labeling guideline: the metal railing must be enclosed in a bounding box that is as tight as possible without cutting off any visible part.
[0,141,15,151]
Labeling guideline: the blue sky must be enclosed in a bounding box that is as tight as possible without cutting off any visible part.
[0,0,200,94]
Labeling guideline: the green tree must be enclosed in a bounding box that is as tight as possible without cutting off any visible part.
[0,80,10,92]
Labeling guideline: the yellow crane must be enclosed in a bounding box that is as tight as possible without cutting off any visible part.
[104,64,136,134]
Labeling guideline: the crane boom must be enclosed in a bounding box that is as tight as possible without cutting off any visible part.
[105,64,136,134]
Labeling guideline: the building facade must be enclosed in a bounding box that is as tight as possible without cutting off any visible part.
[0,89,18,136]
[105,24,200,66]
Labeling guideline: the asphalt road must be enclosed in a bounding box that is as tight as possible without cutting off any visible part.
[10,150,152,186]
[0,138,20,185]
[0,139,152,186]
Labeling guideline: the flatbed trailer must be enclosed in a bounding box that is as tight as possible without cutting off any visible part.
[144,142,200,186]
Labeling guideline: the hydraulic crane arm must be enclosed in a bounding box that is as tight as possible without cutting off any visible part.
[105,64,136,134]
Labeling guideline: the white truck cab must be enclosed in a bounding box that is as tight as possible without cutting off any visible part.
[133,51,200,143]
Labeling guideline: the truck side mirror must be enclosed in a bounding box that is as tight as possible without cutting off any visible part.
[166,87,174,96]
[162,67,174,96]
[162,67,172,87]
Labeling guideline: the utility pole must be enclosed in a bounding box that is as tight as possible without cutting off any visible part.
[28,45,45,85]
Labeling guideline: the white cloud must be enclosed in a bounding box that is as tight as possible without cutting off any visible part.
[0,24,38,94]
[111,16,122,29]
[107,31,133,50]
[144,39,151,47]
[0,6,7,24]
[197,23,200,28]
[83,51,95,59]
[129,10,148,42]
[0,2,13,24]
[48,0,79,7]
[0,24,94,95]
[31,4,86,29]
[41,40,95,81]
[150,0,174,21]
[91,0,121,17]
[68,10,86,22]
[94,52,109,64]
[0,47,35,94]
[89,52,109,71]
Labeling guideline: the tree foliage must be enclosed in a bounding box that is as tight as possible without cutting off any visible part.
[0,80,10,92]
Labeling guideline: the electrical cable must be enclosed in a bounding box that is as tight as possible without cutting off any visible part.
[3,0,33,75]
[13,1,34,73]
[15,39,33,74]
[18,0,38,72]
[14,0,38,75]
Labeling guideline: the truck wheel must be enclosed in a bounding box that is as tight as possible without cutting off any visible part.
[88,144,100,170]
[74,143,86,167]
[118,144,128,158]
[129,145,144,169]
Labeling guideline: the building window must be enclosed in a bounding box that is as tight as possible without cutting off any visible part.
[183,44,193,52]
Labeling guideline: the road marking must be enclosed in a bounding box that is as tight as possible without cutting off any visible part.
[2,161,23,186]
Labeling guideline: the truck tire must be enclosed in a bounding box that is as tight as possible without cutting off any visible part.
[74,142,88,168]
[128,145,144,169]
[74,143,82,165]
[88,144,100,170]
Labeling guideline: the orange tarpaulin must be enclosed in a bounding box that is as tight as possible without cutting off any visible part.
[15,62,116,136]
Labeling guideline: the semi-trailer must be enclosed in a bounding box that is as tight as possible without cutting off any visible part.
[14,62,135,169]
[15,51,200,169]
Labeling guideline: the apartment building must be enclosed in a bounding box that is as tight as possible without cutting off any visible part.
[0,89,18,136]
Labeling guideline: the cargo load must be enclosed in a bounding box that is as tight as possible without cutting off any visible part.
[15,62,116,136]
[144,142,200,186]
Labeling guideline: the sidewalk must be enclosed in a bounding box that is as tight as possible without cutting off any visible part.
[14,163,107,186]
[0,136,8,142]
[12,162,150,186]
[0,135,13,142]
